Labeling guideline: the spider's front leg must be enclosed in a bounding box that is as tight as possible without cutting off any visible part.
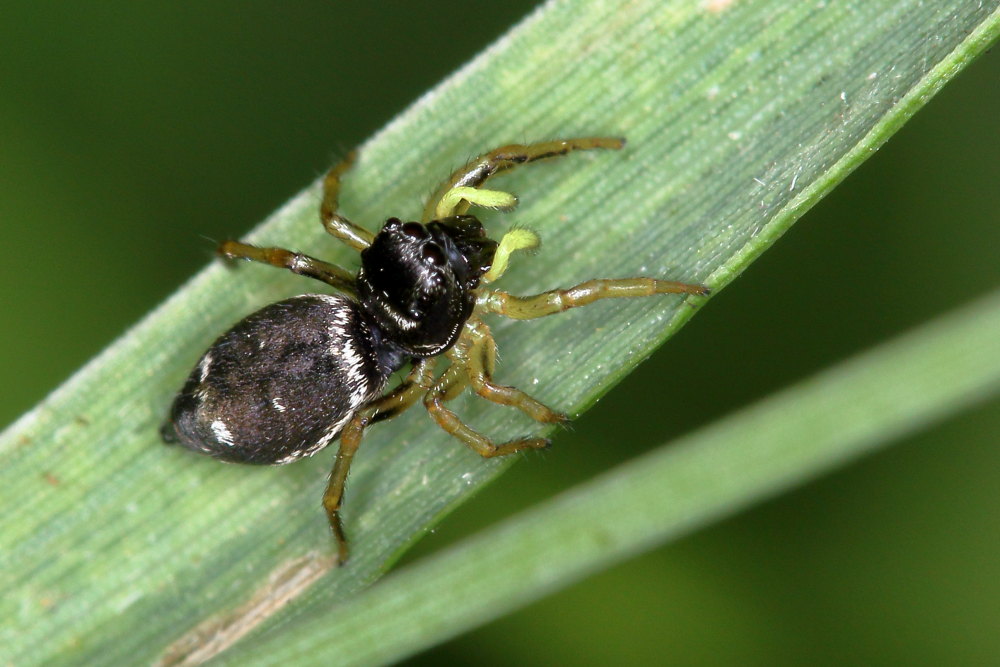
[215,149,378,293]
[481,277,710,320]
[423,137,625,221]
[319,150,375,251]
[217,241,356,293]
[323,358,435,564]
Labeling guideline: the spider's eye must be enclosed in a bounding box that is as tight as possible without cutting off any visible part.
[402,222,428,239]
[421,243,446,266]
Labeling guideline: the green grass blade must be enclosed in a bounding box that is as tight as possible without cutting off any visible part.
[1,1,997,665]
[222,286,1000,666]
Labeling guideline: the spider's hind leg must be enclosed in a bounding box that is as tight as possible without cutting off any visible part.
[423,137,625,221]
[322,358,435,565]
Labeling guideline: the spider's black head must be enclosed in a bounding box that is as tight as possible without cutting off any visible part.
[357,216,498,357]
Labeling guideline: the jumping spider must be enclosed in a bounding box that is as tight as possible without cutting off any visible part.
[162,137,710,563]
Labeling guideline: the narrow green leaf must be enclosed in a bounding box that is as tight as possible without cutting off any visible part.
[223,286,1000,666]
[1,0,997,665]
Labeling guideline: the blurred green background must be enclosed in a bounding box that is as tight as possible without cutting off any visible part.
[3,3,999,664]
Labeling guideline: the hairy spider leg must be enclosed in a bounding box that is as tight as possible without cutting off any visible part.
[322,358,436,563]
[320,150,375,251]
[459,319,567,424]
[217,240,356,294]
[481,278,710,320]
[423,360,551,459]
[422,137,625,222]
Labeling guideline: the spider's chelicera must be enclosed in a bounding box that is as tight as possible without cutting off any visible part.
[161,137,710,563]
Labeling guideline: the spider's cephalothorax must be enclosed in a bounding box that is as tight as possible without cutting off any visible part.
[357,215,497,358]
[162,137,710,564]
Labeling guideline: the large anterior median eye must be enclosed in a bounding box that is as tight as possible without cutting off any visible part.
[421,243,446,266]
[401,221,428,239]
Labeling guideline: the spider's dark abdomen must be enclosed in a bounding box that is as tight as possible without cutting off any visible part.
[162,294,404,464]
